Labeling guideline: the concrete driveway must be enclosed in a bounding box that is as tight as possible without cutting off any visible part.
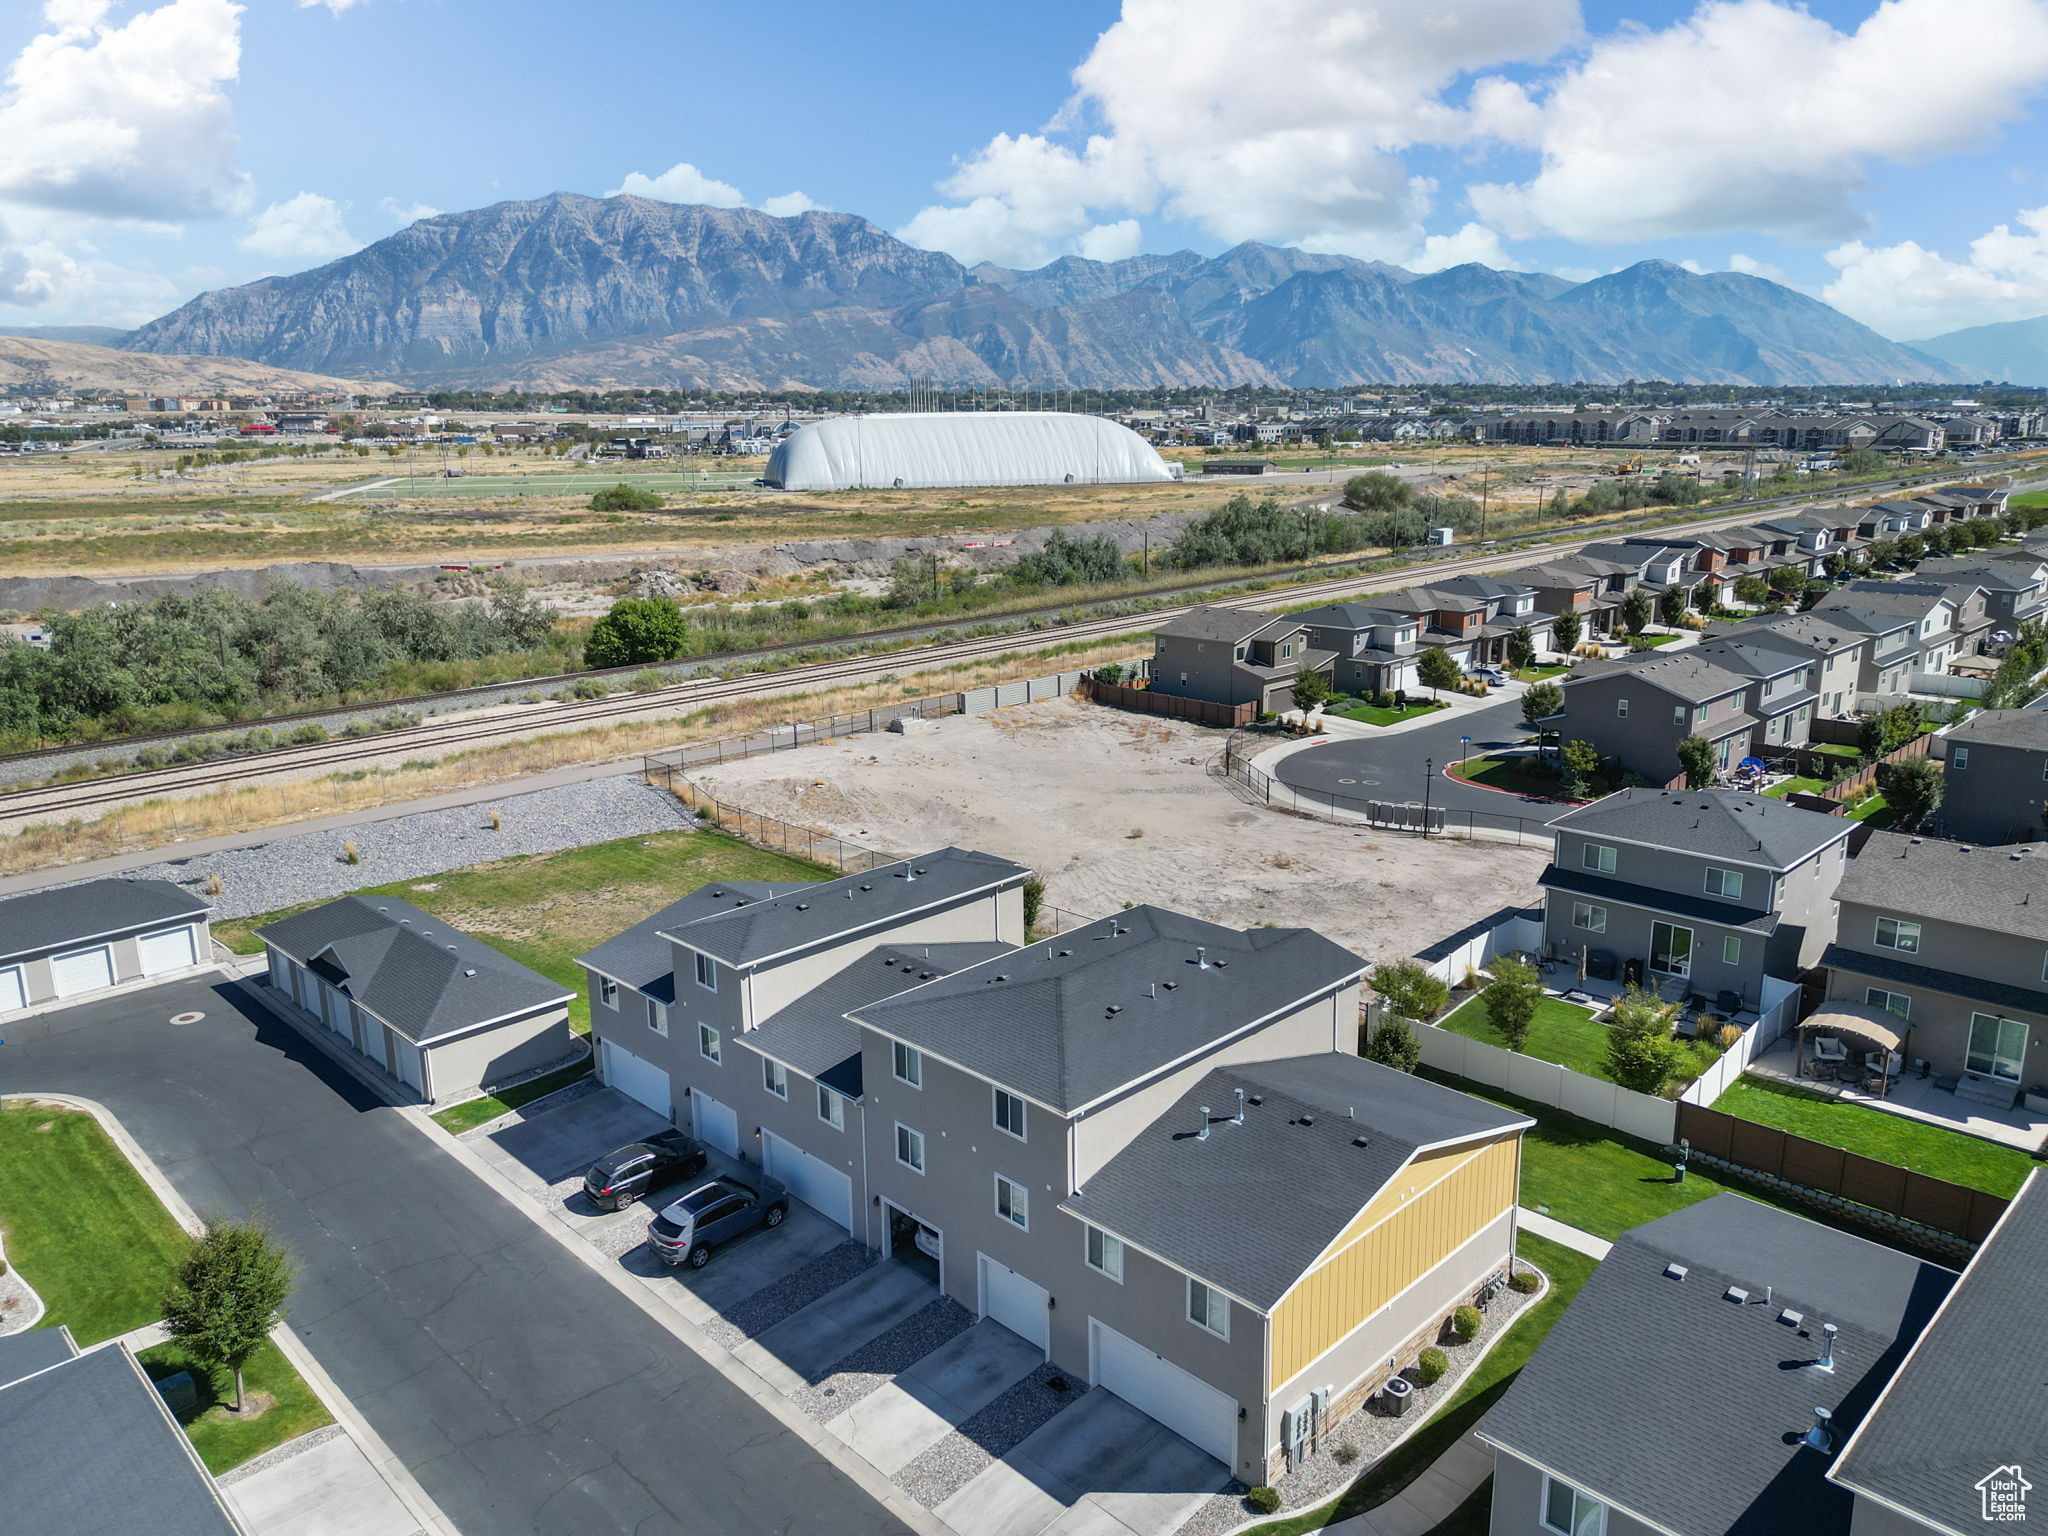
[484,1083,668,1190]
[828,1321,1046,1476]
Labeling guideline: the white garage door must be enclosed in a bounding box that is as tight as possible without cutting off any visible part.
[1092,1320,1238,1469]
[978,1254,1050,1355]
[0,966,23,1014]
[691,1089,740,1158]
[390,1035,424,1091]
[763,1131,852,1233]
[136,925,197,975]
[51,945,114,998]
[602,1038,671,1118]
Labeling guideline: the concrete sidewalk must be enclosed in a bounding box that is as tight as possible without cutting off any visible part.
[1323,1432,1495,1536]
[1519,1208,1613,1259]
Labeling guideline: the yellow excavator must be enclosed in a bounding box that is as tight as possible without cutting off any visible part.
[1607,453,1646,475]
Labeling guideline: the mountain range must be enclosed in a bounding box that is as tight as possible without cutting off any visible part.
[119,192,1968,390]
[0,334,396,397]
[1911,314,2048,386]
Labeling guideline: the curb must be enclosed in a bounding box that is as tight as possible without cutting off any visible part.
[0,1226,46,1336]
[5,1091,456,1536]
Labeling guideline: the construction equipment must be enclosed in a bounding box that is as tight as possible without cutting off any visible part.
[1608,453,1646,476]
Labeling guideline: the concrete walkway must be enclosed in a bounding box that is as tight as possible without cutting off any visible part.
[1322,1431,1494,1536]
[1519,1208,1613,1259]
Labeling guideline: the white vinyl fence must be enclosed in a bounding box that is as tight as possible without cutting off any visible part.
[1677,975,1800,1109]
[1418,914,1542,986]
[1416,1023,1680,1144]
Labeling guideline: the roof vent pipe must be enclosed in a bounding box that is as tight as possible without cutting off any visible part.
[1233,1089,1245,1125]
[1196,946,1210,970]
[1197,1108,1210,1142]
[1819,1322,1837,1371]
[1806,1407,1834,1453]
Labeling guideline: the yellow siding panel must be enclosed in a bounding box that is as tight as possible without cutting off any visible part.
[1326,1142,1488,1255]
[1269,1135,1519,1389]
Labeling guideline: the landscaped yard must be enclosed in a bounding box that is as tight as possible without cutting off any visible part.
[1763,775,1826,799]
[1439,995,1612,1079]
[1245,1230,1598,1535]
[0,1102,332,1471]
[1812,742,1862,761]
[1712,1077,2040,1197]
[215,827,837,1033]
[1633,632,1680,647]
[430,1056,594,1135]
[1452,753,1572,800]
[1327,696,1446,727]
[1513,664,1572,681]
[1847,792,1895,826]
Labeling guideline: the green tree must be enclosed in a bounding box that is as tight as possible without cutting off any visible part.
[1522,679,1565,733]
[1369,958,1450,1024]
[1343,470,1411,514]
[1858,701,1925,759]
[1877,754,1943,830]
[160,1218,296,1412]
[1505,625,1537,671]
[1676,733,1715,789]
[583,597,690,669]
[1551,610,1582,652]
[1363,1014,1422,1073]
[1692,579,1717,611]
[1481,955,1541,1053]
[1561,738,1602,801]
[1895,532,1927,565]
[1620,587,1654,635]
[1656,585,1688,626]
[1417,644,1463,700]
[1604,987,1686,1095]
[1841,446,1886,475]
[1021,875,1046,933]
[1291,669,1332,712]
[1734,574,1772,607]
[590,482,663,512]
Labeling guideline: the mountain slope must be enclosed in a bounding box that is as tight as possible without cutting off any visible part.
[0,336,393,395]
[120,194,1970,388]
[0,324,133,345]
[1911,313,2048,385]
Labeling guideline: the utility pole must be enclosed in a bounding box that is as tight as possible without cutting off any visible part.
[1479,461,1491,541]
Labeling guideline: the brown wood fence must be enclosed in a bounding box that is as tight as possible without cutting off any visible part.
[1676,1101,2010,1242]
[1823,732,1932,802]
[1085,680,1255,729]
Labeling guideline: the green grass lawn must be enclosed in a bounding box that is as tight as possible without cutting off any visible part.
[1712,1077,2040,1198]
[1246,1231,1597,1534]
[1513,664,1571,680]
[430,1056,594,1135]
[1812,742,1863,760]
[0,1102,332,1471]
[1847,792,1895,826]
[1439,995,1612,1079]
[1327,697,1446,726]
[1633,632,1680,647]
[1763,775,1826,799]
[216,827,837,1033]
[1453,753,1571,799]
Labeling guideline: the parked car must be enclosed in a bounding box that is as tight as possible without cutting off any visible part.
[1469,666,1511,686]
[580,1130,708,1212]
[648,1177,789,1268]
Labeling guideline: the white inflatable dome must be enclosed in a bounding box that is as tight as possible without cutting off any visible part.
[762,411,1177,491]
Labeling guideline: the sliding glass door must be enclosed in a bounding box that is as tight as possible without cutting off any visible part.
[1650,921,1694,978]
[1967,1013,2027,1082]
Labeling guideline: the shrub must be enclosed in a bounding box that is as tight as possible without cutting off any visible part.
[1416,1346,1449,1384]
[1363,1015,1421,1073]
[1021,875,1046,932]
[590,482,663,512]
[1452,1305,1483,1343]
[571,679,609,700]
[135,747,166,769]
[1509,1270,1541,1294]
[1369,958,1449,1023]
[1481,956,1541,1052]
[1247,1487,1282,1515]
[288,723,328,744]
[630,668,667,693]
[341,840,360,865]
[1715,1022,1743,1050]
[1605,985,1687,1094]
[1333,1442,1359,1466]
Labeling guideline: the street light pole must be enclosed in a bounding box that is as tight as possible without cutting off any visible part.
[1422,757,1434,838]
[1460,735,1472,776]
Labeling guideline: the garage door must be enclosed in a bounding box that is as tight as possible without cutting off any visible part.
[0,966,23,1014]
[763,1131,852,1233]
[978,1254,1050,1355]
[390,1035,424,1092]
[51,945,114,998]
[602,1038,671,1118]
[1092,1319,1238,1469]
[136,925,198,975]
[691,1089,740,1158]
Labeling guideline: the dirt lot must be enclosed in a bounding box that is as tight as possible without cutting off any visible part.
[689,697,1548,967]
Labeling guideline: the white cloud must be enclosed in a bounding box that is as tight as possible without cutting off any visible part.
[1727,252,1794,286]
[1823,205,2048,338]
[239,192,357,261]
[607,162,745,207]
[377,197,441,225]
[299,0,370,10]
[0,0,251,224]
[896,0,1580,268]
[761,191,823,218]
[1470,0,2048,245]
[1074,218,1143,263]
[0,220,178,319]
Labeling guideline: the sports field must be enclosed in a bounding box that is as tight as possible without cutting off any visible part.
[334,468,764,499]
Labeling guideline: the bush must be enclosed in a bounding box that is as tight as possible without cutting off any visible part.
[1363,1015,1421,1073]
[288,723,328,744]
[1247,1487,1282,1515]
[629,668,667,693]
[1452,1305,1483,1343]
[1509,1270,1540,1294]
[1021,875,1046,932]
[584,596,691,669]
[1369,958,1450,1024]
[570,678,609,700]
[590,482,663,512]
[1416,1346,1449,1385]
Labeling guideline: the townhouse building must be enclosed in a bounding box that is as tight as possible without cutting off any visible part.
[1553,652,1759,784]
[1148,606,1328,714]
[1292,602,1427,697]
[1688,633,1821,752]
[1518,554,1640,637]
[1823,833,2048,1107]
[1939,709,2048,846]
[1799,598,1924,699]
[1703,611,1868,721]
[1539,788,1852,1009]
[1917,554,2048,632]
[1820,579,1991,675]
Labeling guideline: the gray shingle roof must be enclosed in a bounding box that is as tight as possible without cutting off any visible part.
[255,896,570,1045]
[1693,635,1813,679]
[1707,611,1864,654]
[1551,787,1853,869]
[1831,1173,2048,1534]
[1540,866,1783,936]
[576,882,795,995]
[1566,651,1752,704]
[659,848,1029,968]
[849,907,1366,1113]
[1942,707,2048,750]
[1292,601,1410,633]
[1822,585,1958,621]
[745,940,1015,1097]
[1157,604,1296,644]
[0,878,211,963]
[0,1326,77,1388]
[1480,1195,1952,1536]
[0,1345,244,1535]
[1061,1055,1527,1308]
[1836,833,2048,941]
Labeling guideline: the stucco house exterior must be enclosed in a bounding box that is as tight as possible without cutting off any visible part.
[1938,708,2048,846]
[1554,652,1759,785]
[1148,606,1328,713]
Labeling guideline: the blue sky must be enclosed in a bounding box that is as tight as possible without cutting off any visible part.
[3,0,2048,340]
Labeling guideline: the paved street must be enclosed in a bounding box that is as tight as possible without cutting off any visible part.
[0,974,909,1536]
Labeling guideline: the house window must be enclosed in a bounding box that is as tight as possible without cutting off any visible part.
[649,1001,669,1037]
[599,977,619,1008]
[1703,867,1744,900]
[1866,987,1911,1020]
[993,1088,1027,1141]
[1571,902,1607,933]
[695,952,717,992]
[762,1057,788,1099]
[698,1023,721,1063]
[1650,921,1694,977]
[895,1123,925,1174]
[1187,1279,1230,1340]
[1280,642,1295,659]
[1234,644,1248,661]
[1085,1225,1124,1283]
[994,1175,1028,1230]
[1721,936,1741,966]
[892,1041,923,1089]
[2040,759,2048,781]
[1542,1476,1607,1536]
[1615,698,1629,718]
[1582,843,1617,875]
[1967,1013,2028,1083]
[1952,747,1970,770]
[1672,704,1686,725]
[817,1084,844,1130]
[1875,917,1921,953]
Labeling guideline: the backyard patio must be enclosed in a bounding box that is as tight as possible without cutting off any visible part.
[1746,1036,2048,1154]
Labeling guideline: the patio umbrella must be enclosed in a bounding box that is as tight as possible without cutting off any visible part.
[1800,1003,1907,1098]
[1739,757,1767,773]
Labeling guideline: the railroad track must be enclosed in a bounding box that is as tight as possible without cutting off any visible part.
[3,467,2037,827]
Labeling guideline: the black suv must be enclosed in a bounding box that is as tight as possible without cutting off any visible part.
[580,1130,708,1212]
